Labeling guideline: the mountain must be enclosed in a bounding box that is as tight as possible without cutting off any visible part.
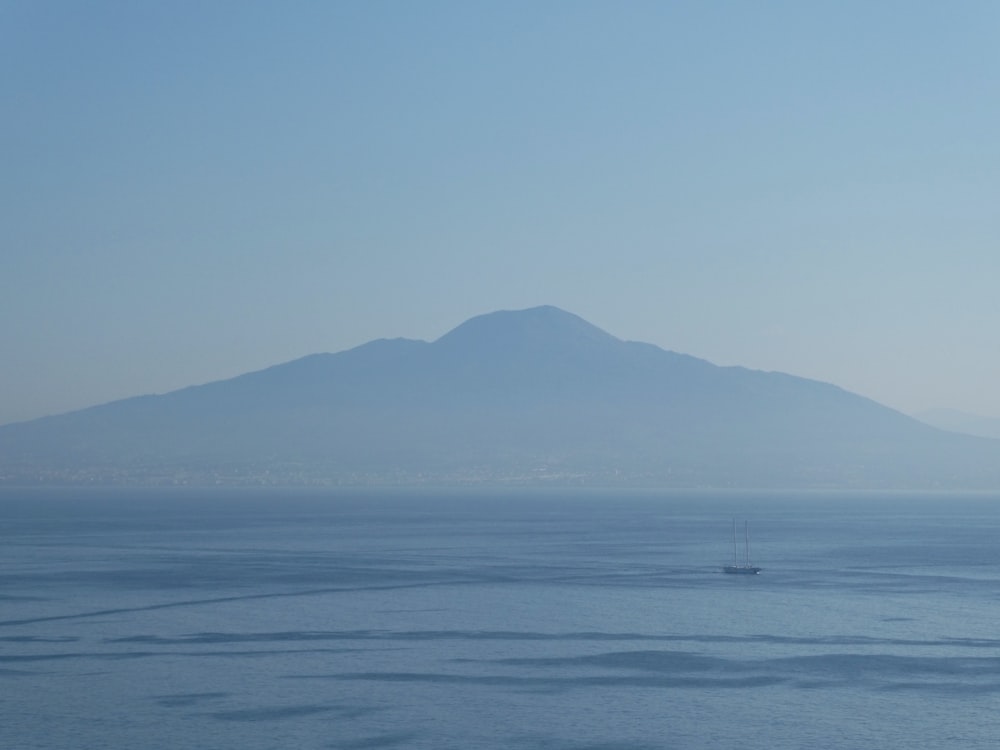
[914,408,1000,440]
[3,305,1000,488]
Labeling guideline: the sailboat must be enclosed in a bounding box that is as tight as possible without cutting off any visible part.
[723,520,761,574]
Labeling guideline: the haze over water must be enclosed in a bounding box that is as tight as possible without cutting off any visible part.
[4,488,1000,749]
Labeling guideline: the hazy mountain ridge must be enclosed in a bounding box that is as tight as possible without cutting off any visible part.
[913,408,1000,440]
[2,306,999,488]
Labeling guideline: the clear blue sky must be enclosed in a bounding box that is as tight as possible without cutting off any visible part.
[3,1,999,425]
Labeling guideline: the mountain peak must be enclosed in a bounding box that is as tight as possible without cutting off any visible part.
[433,306,620,355]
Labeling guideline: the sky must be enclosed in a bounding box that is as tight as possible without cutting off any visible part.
[3,1,1000,426]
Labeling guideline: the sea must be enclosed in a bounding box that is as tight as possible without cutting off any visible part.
[4,487,1000,750]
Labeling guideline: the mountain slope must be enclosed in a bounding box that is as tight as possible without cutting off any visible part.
[2,306,999,487]
[914,408,1000,440]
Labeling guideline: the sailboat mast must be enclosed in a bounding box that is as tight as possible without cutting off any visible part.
[722,519,761,574]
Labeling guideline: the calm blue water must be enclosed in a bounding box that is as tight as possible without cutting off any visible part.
[4,487,1000,749]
